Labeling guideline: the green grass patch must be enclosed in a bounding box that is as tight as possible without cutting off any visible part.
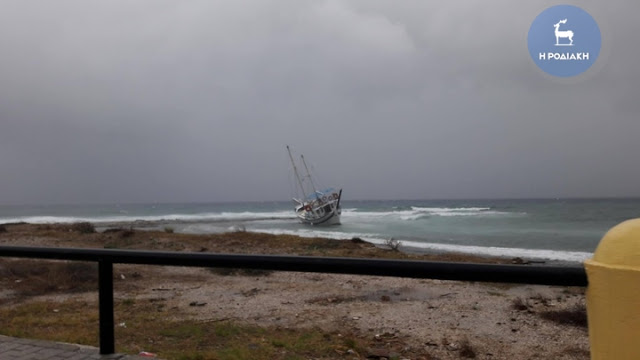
[0,301,99,345]
[0,299,367,360]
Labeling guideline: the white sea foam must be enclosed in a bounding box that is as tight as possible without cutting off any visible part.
[410,207,517,217]
[0,211,295,225]
[341,206,520,221]
[0,216,100,224]
[250,228,382,242]
[411,207,491,212]
[341,210,414,219]
[397,240,592,263]
[249,228,591,262]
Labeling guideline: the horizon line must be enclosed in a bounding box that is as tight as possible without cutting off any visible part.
[2,195,640,207]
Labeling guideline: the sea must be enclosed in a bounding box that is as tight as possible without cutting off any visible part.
[1,198,639,263]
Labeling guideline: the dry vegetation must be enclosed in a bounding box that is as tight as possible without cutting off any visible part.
[0,259,97,300]
[511,295,587,329]
[539,305,588,328]
[0,222,516,263]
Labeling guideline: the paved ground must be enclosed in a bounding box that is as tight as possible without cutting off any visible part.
[0,335,159,360]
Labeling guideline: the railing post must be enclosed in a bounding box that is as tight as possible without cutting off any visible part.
[98,259,115,355]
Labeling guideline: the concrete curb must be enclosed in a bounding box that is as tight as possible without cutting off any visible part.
[0,335,159,360]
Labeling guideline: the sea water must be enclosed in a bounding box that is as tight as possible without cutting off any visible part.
[1,198,639,263]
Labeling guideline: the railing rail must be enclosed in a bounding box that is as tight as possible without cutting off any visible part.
[0,246,587,355]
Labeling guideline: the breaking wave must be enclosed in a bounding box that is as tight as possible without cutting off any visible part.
[0,206,521,225]
[0,211,295,225]
[249,228,590,262]
[342,207,522,221]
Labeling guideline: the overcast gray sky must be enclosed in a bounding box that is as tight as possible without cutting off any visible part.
[0,0,638,204]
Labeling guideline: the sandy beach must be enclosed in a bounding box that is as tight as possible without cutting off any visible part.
[0,223,589,359]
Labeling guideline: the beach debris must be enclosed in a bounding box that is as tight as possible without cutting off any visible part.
[120,274,126,280]
[198,317,231,323]
[374,332,398,342]
[446,342,459,351]
[241,288,260,297]
[511,257,546,265]
[227,224,246,232]
[138,351,157,357]
[384,237,402,251]
[189,301,207,307]
[439,292,456,298]
[118,322,127,328]
[335,347,360,356]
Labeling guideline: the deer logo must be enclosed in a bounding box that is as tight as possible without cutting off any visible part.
[554,19,574,46]
[528,5,600,77]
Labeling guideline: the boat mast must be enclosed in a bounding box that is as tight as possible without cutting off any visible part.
[286,146,306,200]
[300,154,320,200]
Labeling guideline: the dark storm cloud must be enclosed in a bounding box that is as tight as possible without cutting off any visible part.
[0,0,638,204]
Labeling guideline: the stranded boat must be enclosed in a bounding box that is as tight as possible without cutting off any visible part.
[286,146,342,225]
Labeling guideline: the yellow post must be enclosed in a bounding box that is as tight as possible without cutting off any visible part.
[585,218,640,359]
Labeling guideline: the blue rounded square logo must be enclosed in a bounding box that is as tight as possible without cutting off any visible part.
[528,5,601,77]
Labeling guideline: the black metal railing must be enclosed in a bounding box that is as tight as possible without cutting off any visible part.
[0,246,588,355]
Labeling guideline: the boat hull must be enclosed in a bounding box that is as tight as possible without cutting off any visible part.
[296,207,341,226]
[294,189,342,226]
